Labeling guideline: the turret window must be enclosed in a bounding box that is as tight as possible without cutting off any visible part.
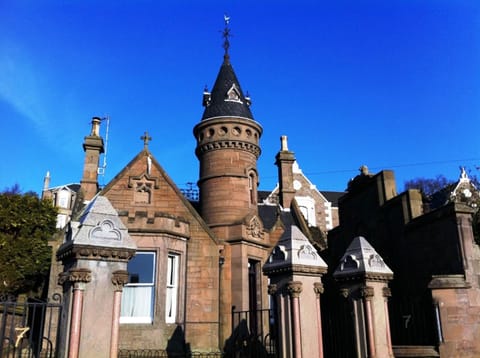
[248,171,257,206]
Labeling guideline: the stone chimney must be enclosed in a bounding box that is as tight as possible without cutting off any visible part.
[80,117,104,202]
[275,135,296,209]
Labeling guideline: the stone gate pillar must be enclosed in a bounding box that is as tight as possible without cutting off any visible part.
[263,225,328,358]
[57,196,136,358]
[333,236,394,358]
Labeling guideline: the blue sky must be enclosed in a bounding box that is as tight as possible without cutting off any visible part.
[1,0,479,195]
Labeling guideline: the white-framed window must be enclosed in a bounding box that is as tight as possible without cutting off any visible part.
[120,251,156,324]
[165,253,179,323]
[58,189,70,209]
[296,196,317,227]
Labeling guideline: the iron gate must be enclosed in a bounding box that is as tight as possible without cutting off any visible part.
[225,306,278,358]
[0,294,63,358]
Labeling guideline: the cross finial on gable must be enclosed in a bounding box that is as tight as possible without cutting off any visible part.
[141,131,152,149]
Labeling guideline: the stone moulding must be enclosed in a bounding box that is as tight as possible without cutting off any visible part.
[195,139,261,158]
[58,268,92,286]
[334,272,393,283]
[428,274,471,289]
[57,244,136,263]
[263,263,327,277]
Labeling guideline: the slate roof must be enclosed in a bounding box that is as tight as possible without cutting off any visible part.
[321,191,345,206]
[258,204,279,231]
[202,57,254,120]
[257,190,271,203]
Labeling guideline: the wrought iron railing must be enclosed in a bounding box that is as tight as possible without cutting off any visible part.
[0,294,63,358]
[118,350,222,358]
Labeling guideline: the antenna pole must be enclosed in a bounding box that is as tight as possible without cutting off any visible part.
[97,115,110,180]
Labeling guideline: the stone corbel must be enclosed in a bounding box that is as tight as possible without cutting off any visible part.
[313,282,324,297]
[268,284,278,296]
[111,270,129,292]
[68,268,92,290]
[361,286,374,301]
[382,287,392,299]
[287,281,303,298]
[340,287,350,299]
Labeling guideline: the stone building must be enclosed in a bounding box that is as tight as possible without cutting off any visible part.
[42,26,341,355]
[37,24,480,358]
[322,167,480,357]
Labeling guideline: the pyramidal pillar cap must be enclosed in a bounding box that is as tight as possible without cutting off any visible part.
[334,236,393,281]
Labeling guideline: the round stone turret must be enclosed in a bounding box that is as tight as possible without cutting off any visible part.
[194,58,262,227]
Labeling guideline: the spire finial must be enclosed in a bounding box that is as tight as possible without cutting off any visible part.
[141,131,152,149]
[222,14,231,61]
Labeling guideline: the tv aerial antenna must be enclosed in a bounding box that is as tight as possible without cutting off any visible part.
[97,115,110,179]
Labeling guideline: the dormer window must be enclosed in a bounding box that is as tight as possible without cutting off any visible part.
[225,84,243,103]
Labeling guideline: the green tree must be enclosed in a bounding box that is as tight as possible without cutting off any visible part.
[404,174,454,198]
[404,172,480,245]
[0,185,57,296]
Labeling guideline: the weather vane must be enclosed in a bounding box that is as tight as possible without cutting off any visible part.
[222,14,231,58]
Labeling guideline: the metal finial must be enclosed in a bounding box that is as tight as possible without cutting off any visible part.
[222,14,231,60]
[141,131,152,149]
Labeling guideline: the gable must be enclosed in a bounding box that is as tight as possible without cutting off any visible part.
[101,149,218,245]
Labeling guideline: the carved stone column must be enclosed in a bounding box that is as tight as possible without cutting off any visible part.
[287,281,303,358]
[110,270,129,358]
[314,282,325,358]
[65,268,91,358]
[382,287,393,357]
[361,286,376,358]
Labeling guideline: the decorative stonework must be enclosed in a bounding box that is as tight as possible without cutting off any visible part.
[69,268,92,283]
[263,264,327,277]
[128,173,160,204]
[340,288,350,299]
[313,282,324,296]
[247,216,264,239]
[57,245,136,263]
[111,270,129,291]
[361,286,374,300]
[383,287,392,298]
[271,246,287,261]
[340,255,359,271]
[58,268,92,287]
[89,219,121,241]
[57,272,69,286]
[196,140,261,158]
[368,254,385,269]
[287,281,303,298]
[225,83,243,103]
[268,284,278,296]
[298,244,318,260]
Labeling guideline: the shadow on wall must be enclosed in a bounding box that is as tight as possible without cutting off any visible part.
[166,325,191,357]
[223,319,270,358]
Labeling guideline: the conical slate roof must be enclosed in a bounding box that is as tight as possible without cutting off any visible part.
[202,57,254,120]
